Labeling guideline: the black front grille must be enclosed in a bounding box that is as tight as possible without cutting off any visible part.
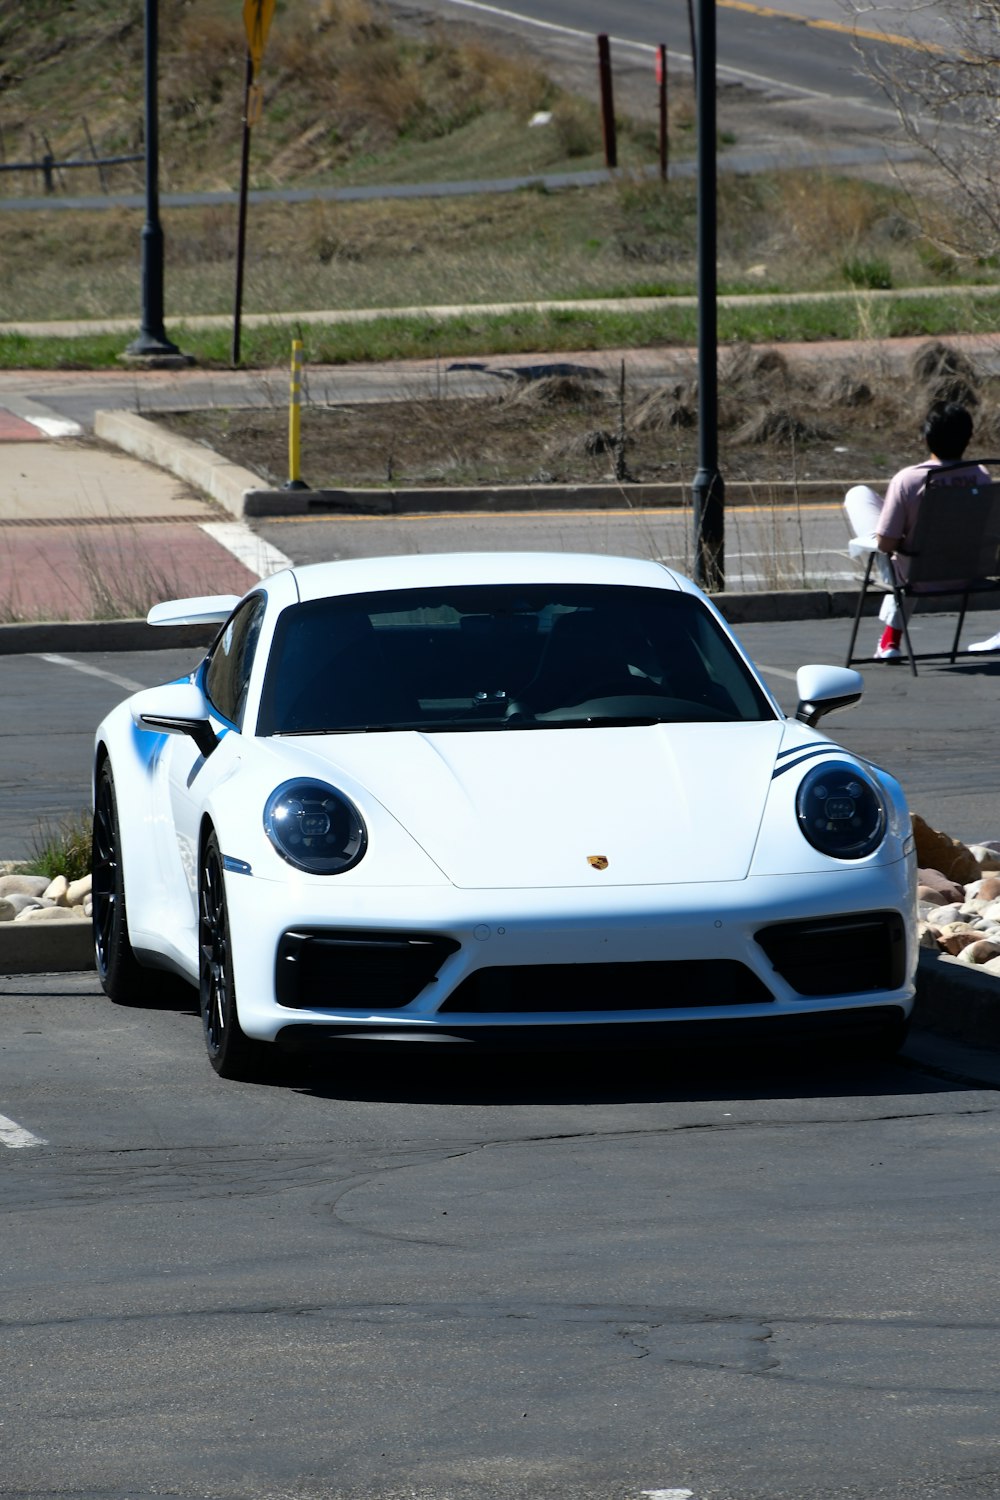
[754,911,907,996]
[275,929,460,1010]
[439,960,774,1014]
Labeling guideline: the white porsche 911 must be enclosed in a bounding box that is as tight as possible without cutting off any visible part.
[92,552,917,1079]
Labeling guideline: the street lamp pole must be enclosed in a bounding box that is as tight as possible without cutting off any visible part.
[691,0,725,591]
[127,0,183,359]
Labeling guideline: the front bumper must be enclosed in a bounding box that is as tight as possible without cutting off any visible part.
[222,860,918,1044]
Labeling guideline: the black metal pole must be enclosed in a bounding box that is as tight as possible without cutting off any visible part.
[691,0,724,591]
[686,0,698,82]
[127,0,181,358]
[232,52,254,368]
[597,34,617,170]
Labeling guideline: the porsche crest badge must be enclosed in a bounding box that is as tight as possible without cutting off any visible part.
[587,854,609,871]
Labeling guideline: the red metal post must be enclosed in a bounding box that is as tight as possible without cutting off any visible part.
[657,45,668,181]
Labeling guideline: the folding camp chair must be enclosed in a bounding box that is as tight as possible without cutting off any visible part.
[845,465,1000,676]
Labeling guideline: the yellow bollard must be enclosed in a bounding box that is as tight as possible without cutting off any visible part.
[285,337,307,490]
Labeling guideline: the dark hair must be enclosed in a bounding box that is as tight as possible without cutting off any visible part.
[923,402,973,461]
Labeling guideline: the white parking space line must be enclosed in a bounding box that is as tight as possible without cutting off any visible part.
[27,415,83,438]
[640,1489,697,1499]
[754,662,798,682]
[200,521,293,580]
[35,654,145,693]
[0,1112,47,1149]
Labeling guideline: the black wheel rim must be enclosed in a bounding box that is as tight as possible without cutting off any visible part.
[200,844,229,1058]
[92,771,118,978]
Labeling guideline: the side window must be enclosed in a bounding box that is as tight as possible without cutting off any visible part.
[204,596,266,727]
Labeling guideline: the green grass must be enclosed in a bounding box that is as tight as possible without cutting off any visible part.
[5,290,1000,371]
[15,812,92,883]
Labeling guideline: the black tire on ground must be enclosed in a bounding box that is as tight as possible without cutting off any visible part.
[199,830,269,1081]
[91,759,147,1005]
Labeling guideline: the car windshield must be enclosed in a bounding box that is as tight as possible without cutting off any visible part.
[256,583,776,735]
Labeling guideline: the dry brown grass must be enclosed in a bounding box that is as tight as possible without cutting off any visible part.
[154,338,1000,493]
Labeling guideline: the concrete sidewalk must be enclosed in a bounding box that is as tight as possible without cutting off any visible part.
[0,431,262,621]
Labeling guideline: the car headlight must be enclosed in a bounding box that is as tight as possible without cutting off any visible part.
[795,759,886,860]
[263,779,367,874]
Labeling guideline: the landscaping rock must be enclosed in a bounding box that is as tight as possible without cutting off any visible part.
[66,875,92,906]
[939,930,982,956]
[0,874,50,899]
[4,894,49,916]
[0,898,18,922]
[911,814,982,885]
[958,939,1000,965]
[15,904,80,923]
[917,868,965,903]
[43,875,69,906]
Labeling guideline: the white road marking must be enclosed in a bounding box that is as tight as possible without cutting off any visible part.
[433,0,901,113]
[755,662,799,682]
[35,654,145,693]
[200,521,293,580]
[641,1489,696,1499]
[28,415,83,438]
[0,1112,47,1149]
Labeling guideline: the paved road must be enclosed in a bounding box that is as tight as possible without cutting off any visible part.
[396,0,934,132]
[3,970,1000,1500]
[254,499,860,591]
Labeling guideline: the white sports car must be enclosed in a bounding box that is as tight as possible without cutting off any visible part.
[92,552,917,1079]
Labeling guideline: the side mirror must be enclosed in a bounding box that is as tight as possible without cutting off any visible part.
[794,664,864,728]
[130,682,218,759]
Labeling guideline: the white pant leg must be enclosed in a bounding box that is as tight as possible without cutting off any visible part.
[844,484,883,540]
[843,485,907,628]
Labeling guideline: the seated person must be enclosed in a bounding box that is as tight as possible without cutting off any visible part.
[843,402,989,660]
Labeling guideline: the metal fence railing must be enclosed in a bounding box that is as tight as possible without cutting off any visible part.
[0,150,144,195]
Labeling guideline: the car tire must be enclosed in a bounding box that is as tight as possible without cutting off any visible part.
[199,831,268,1081]
[92,759,147,1005]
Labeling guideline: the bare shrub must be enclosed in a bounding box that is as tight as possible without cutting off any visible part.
[630,386,698,432]
[909,341,981,411]
[735,408,827,445]
[550,98,600,158]
[499,375,606,410]
[820,374,875,408]
[722,343,791,393]
[773,173,882,255]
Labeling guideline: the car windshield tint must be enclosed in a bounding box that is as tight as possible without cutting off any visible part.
[256,583,775,735]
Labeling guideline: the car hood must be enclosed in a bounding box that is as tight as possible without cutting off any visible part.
[268,721,788,889]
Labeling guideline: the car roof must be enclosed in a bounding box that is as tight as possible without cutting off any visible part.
[284,553,691,603]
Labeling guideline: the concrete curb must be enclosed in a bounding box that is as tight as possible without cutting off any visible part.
[912,949,1000,1051]
[0,619,215,657]
[93,409,883,520]
[0,919,94,976]
[94,411,263,521]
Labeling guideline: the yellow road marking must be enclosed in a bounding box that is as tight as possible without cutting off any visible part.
[270,502,843,524]
[718,0,944,55]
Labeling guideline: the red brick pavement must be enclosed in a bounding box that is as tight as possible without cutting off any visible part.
[0,519,259,622]
[0,408,45,442]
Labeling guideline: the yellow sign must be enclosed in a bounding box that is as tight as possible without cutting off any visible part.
[243,0,276,76]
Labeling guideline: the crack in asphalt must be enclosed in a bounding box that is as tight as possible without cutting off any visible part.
[2,1298,997,1396]
[6,1097,997,1223]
